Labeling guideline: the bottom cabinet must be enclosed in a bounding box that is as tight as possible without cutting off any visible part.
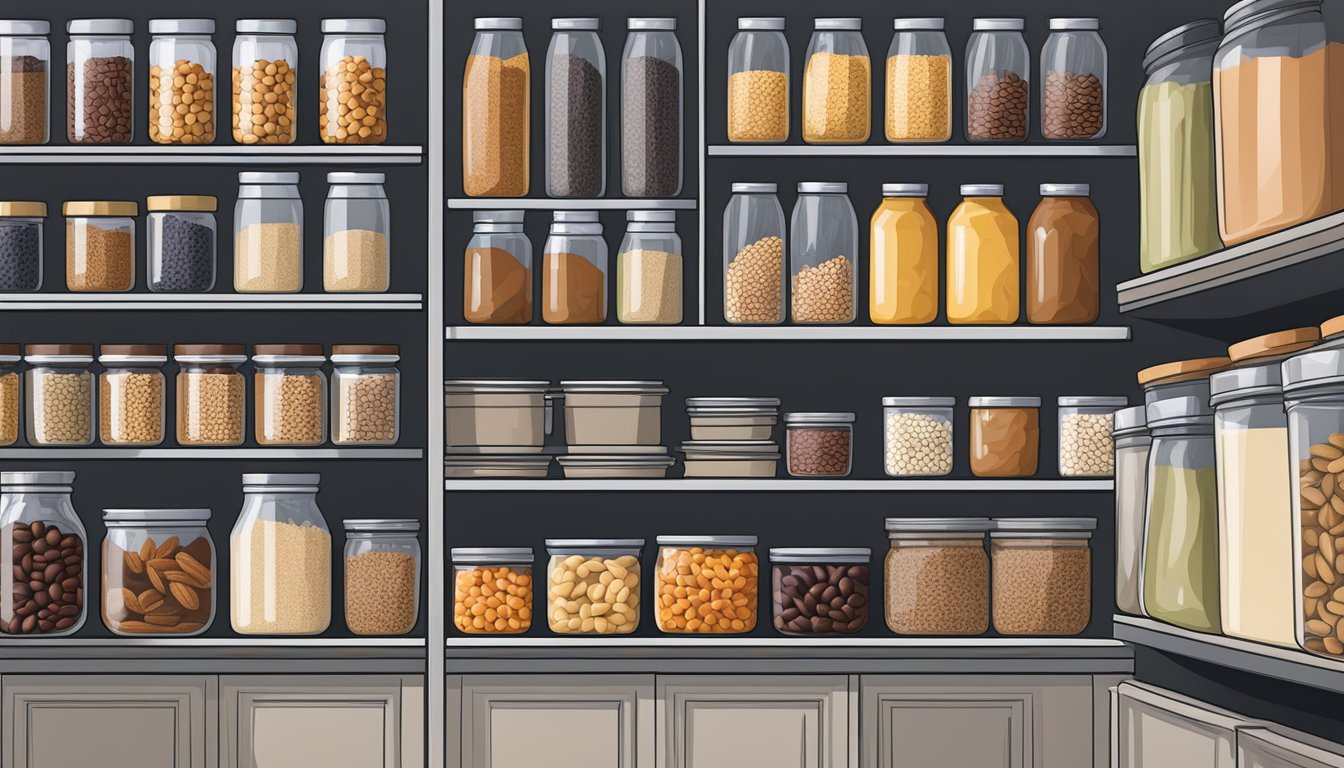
[1239,727,1344,768]
[1111,681,1241,768]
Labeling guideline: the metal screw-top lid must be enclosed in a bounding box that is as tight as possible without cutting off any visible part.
[242,473,321,486]
[1210,361,1284,406]
[1112,405,1148,433]
[686,396,781,409]
[894,18,945,30]
[148,19,215,35]
[1,471,75,487]
[0,202,47,217]
[1146,395,1212,425]
[553,18,600,30]
[546,538,646,550]
[322,19,386,34]
[343,519,420,532]
[991,517,1097,539]
[1040,184,1090,196]
[739,18,785,30]
[784,412,856,424]
[328,172,385,185]
[657,535,758,547]
[961,184,1004,196]
[473,210,525,225]
[628,18,676,30]
[732,182,776,194]
[239,171,299,185]
[770,547,871,563]
[886,517,993,533]
[797,182,847,194]
[882,183,929,197]
[1049,18,1100,30]
[552,210,599,223]
[1142,20,1222,74]
[236,19,298,35]
[68,19,134,35]
[814,18,862,30]
[969,396,1041,408]
[973,18,1024,31]
[627,210,676,223]
[63,201,137,217]
[475,18,522,30]
[1057,396,1127,407]
[0,21,50,36]
[1224,0,1316,33]
[1282,347,1344,395]
[451,547,534,563]
[882,396,955,407]
[104,508,212,525]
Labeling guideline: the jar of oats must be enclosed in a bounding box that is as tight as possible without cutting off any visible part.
[174,343,246,446]
[98,344,167,447]
[0,345,19,446]
[331,344,399,445]
[884,517,991,635]
[990,517,1096,636]
[24,344,94,446]
[253,344,327,446]
[320,19,387,145]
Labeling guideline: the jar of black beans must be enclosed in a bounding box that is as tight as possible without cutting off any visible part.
[147,195,217,293]
[0,202,45,292]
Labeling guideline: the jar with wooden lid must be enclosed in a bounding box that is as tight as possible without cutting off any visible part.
[174,343,246,446]
[0,202,46,291]
[253,344,327,446]
[1226,326,1320,366]
[1027,184,1099,325]
[147,195,217,293]
[24,343,94,446]
[1137,356,1231,408]
[1321,314,1344,350]
[64,201,137,292]
[99,344,167,447]
[968,396,1041,477]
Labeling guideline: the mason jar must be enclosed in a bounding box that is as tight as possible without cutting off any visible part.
[253,343,327,447]
[101,508,214,636]
[802,18,871,144]
[324,172,390,292]
[174,343,246,446]
[331,344,400,445]
[727,18,789,143]
[465,210,532,324]
[617,209,682,325]
[546,18,606,197]
[542,210,607,324]
[320,19,387,145]
[790,182,857,324]
[723,182,786,325]
[235,171,303,293]
[67,19,133,144]
[232,19,297,145]
[231,473,331,635]
[885,18,952,143]
[0,471,86,636]
[147,19,216,145]
[0,202,46,291]
[0,20,49,145]
[621,18,683,197]
[24,343,94,446]
[965,18,1029,142]
[98,344,167,447]
[0,344,17,446]
[343,518,420,636]
[463,18,529,197]
[1041,18,1107,140]
[147,195,217,293]
[870,183,937,324]
[1113,406,1151,616]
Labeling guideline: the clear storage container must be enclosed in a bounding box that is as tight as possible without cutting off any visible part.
[1041,18,1107,140]
[0,472,86,636]
[452,547,534,635]
[991,517,1096,635]
[464,18,529,197]
[1028,184,1100,325]
[885,517,991,635]
[1057,396,1126,477]
[770,547,870,634]
[1113,406,1151,616]
[343,519,419,635]
[0,202,45,291]
[64,201,136,292]
[0,344,17,446]
[174,343,246,446]
[802,18,871,144]
[1138,356,1230,407]
[254,343,327,447]
[969,396,1041,477]
[232,19,297,146]
[546,18,605,197]
[870,183,937,324]
[231,474,330,635]
[98,344,167,447]
[148,19,215,145]
[883,397,954,477]
[542,210,607,324]
[946,185,1020,324]
[331,344,399,445]
[885,19,952,143]
[235,171,302,293]
[324,172,389,292]
[966,19,1029,142]
[465,210,532,324]
[0,20,49,145]
[147,195,216,293]
[727,18,789,143]
[101,508,214,636]
[655,535,757,634]
[617,210,681,325]
[686,396,780,441]
[791,182,857,324]
[723,182,786,324]
[785,412,855,477]
[320,19,387,145]
[546,538,643,635]
[67,19,133,145]
[621,18,683,197]
[24,344,94,446]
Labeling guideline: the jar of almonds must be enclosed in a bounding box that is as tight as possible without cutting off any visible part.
[101,508,215,636]
[319,19,387,145]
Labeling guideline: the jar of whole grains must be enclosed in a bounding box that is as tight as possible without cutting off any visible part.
[174,344,246,446]
[24,344,95,446]
[785,412,855,477]
[723,183,786,325]
[802,18,871,144]
[324,172,390,292]
[330,344,399,445]
[253,344,327,447]
[0,202,45,291]
[319,19,388,145]
[990,517,1096,635]
[727,18,789,143]
[98,344,167,447]
[343,518,419,636]
[885,517,991,635]
[235,172,303,293]
[546,18,606,197]
[617,209,682,325]
[0,344,17,446]
[620,18,683,197]
[231,473,330,635]
[885,18,952,143]
[451,547,534,635]
[64,201,137,292]
[147,19,216,145]
[883,397,954,477]
[464,18,530,197]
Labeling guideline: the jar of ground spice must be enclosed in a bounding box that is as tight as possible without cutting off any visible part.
[546,18,606,197]
[331,344,399,445]
[324,172,390,292]
[232,20,297,146]
[147,195,216,293]
[0,20,50,145]
[965,19,1030,142]
[64,201,136,292]
[465,210,533,324]
[173,344,246,446]
[320,19,388,145]
[621,18,683,197]
[147,19,216,145]
[542,211,607,324]
[231,473,331,635]
[1041,19,1107,141]
[101,508,215,636]
[727,18,789,143]
[723,183,786,325]
[785,412,855,477]
[98,344,167,447]
[464,18,530,197]
[24,344,95,446]
[790,182,857,324]
[617,210,682,325]
[990,517,1096,635]
[67,19,134,145]
[344,519,420,636]
[969,396,1041,477]
[802,18,871,144]
[0,202,46,291]
[885,517,992,635]
[235,172,303,293]
[253,344,327,447]
[0,345,17,447]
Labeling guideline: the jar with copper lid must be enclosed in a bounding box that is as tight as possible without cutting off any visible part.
[0,344,17,446]
[174,343,246,446]
[1137,356,1231,408]
[253,344,327,446]
[98,344,167,447]
[1027,184,1099,325]
[1226,326,1320,366]
[1322,314,1344,350]
[968,396,1040,477]
[24,343,94,446]
[330,344,399,445]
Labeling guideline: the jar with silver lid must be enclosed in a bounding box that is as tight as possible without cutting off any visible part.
[723,182,786,325]
[1057,396,1127,477]
[102,508,214,636]
[543,210,607,324]
[885,517,991,635]
[790,181,857,324]
[0,471,86,636]
[231,473,331,635]
[452,547,534,635]
[785,411,855,477]
[655,535,757,634]
[324,172,390,292]
[727,18,789,143]
[148,19,216,145]
[67,18,134,144]
[235,171,303,293]
[770,547,870,634]
[465,210,532,324]
[883,397,954,477]
[232,19,297,146]
[0,20,50,145]
[617,209,682,325]
[320,19,387,145]
[344,519,420,636]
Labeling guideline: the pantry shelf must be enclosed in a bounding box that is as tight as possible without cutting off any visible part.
[0,145,425,165]
[447,198,697,210]
[0,448,423,459]
[0,294,424,310]
[0,638,427,674]
[708,144,1137,158]
[445,325,1132,341]
[444,479,1112,492]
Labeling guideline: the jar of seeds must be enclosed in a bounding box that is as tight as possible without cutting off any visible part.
[98,344,167,447]
[24,344,95,446]
[253,344,327,446]
[174,344,246,446]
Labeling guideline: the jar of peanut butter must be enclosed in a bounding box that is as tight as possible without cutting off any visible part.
[1027,183,1099,325]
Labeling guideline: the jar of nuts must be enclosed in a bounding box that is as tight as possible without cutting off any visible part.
[885,517,991,635]
[990,517,1096,636]
[173,343,247,446]
[882,397,954,477]
[791,182,857,324]
[98,344,167,447]
[24,344,95,446]
[770,547,870,635]
[320,19,388,145]
[253,344,328,447]
[452,547,533,635]
[785,412,855,477]
[331,344,400,445]
[968,396,1041,477]
[343,519,420,636]
[147,19,216,145]
[655,535,759,634]
[101,508,214,636]
[545,539,643,635]
[232,20,297,146]
[723,183,786,325]
[1057,396,1127,477]
[0,471,87,637]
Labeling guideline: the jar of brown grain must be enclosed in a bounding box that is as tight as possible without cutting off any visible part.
[990,517,1096,635]
[174,344,246,446]
[98,344,167,447]
[884,517,991,635]
[253,344,327,446]
[969,396,1041,477]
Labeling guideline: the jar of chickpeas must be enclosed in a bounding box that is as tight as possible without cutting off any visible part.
[451,547,534,635]
[545,539,643,635]
[319,19,387,144]
[654,535,759,634]
[232,20,297,145]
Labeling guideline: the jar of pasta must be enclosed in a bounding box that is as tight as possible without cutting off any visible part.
[24,344,94,446]
[870,183,937,324]
[546,539,643,635]
[655,535,758,634]
[885,18,951,143]
[452,547,533,635]
[232,19,297,146]
[253,344,327,446]
[727,18,789,143]
[802,18,871,144]
[98,344,167,447]
[947,184,1019,324]
[968,396,1041,477]
[320,19,387,145]
[464,18,529,197]
[174,344,246,446]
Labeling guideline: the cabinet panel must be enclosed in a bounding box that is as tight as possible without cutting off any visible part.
[1238,727,1344,768]
[1112,681,1241,768]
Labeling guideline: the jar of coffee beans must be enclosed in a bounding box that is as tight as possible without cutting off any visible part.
[67,19,134,145]
[965,19,1029,143]
[0,471,87,636]
[771,547,870,635]
[320,19,387,145]
[1040,19,1107,141]
[147,195,217,293]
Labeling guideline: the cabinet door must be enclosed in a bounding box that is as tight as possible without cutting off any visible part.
[461,674,654,768]
[1112,681,1240,768]
[1,674,215,768]
[221,675,422,768]
[658,675,850,768]
[1238,727,1344,768]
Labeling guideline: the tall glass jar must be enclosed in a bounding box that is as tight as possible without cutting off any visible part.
[235,171,303,293]
[1113,406,1151,616]
[232,19,297,146]
[464,18,529,197]
[655,535,757,634]
[147,195,217,293]
[0,20,49,145]
[320,19,387,145]
[802,18,871,144]
[723,182,785,325]
[231,473,331,635]
[885,517,991,635]
[547,18,605,197]
[542,210,607,324]
[617,210,681,325]
[0,202,46,291]
[452,547,534,635]
[148,19,215,145]
[101,508,214,636]
[253,343,327,447]
[0,344,17,447]
[727,18,789,143]
[64,201,136,292]
[965,19,1029,142]
[546,538,644,635]
[790,181,857,324]
[24,344,94,446]
[174,344,246,446]
[343,519,420,636]
[1028,184,1100,325]
[621,18,683,197]
[98,344,167,447]
[885,19,952,143]
[1041,18,1107,140]
[465,210,532,324]
[67,19,133,145]
[0,472,86,636]
[870,183,937,324]
[324,172,389,293]
[947,184,1020,324]
[331,344,400,445]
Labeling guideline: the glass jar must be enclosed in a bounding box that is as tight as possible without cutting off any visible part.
[885,18,952,143]
[546,538,643,635]
[0,202,45,291]
[0,20,49,145]
[547,18,606,197]
[232,19,297,146]
[174,343,246,446]
[791,182,857,324]
[1041,18,1107,140]
[542,210,607,324]
[147,195,216,293]
[67,19,133,145]
[883,397,954,477]
[1139,356,1231,408]
[617,210,682,325]
[101,508,214,636]
[966,19,1029,142]
[320,19,387,145]
[1028,184,1100,325]
[969,396,1041,477]
[452,547,534,635]
[98,344,167,447]
[723,182,786,325]
[148,19,215,145]
[464,18,529,197]
[231,474,330,635]
[331,344,400,445]
[884,517,991,635]
[785,412,855,477]
[465,210,532,324]
[947,185,1019,324]
[802,18,871,144]
[254,343,327,447]
[1113,406,1151,616]
[324,172,389,293]
[64,201,136,292]
[1139,22,1224,273]
[0,344,17,446]
[1215,0,1344,245]
[1142,395,1221,633]
[655,535,758,634]
[727,18,789,143]
[0,472,86,636]
[770,547,870,635]
[991,517,1096,635]
[24,344,94,446]
[1057,396,1126,477]
[870,183,937,324]
[621,18,683,197]
[343,519,419,636]
[235,171,302,293]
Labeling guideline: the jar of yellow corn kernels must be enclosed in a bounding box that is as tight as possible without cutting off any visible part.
[654,535,759,634]
[451,547,533,635]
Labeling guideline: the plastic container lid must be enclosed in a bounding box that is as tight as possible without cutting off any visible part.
[886,517,993,533]
[331,344,399,363]
[343,518,419,532]
[321,19,387,34]
[553,18,600,30]
[770,547,871,563]
[148,19,215,35]
[104,508,211,524]
[1282,347,1344,395]
[969,396,1041,408]
[1,471,75,487]
[784,412,856,424]
[1143,21,1222,74]
[798,182,847,194]
[1210,361,1284,406]
[686,397,780,409]
[1057,396,1128,407]
[253,343,325,363]
[991,517,1097,538]
[0,343,18,362]
[1146,395,1212,425]
[1137,356,1231,386]
[445,379,550,393]
[0,21,50,36]
[24,343,93,357]
[882,183,929,197]
[63,201,137,217]
[68,19,133,35]
[972,19,1024,31]
[882,396,955,407]
[739,18,785,30]
[0,202,47,217]
[451,547,534,563]
[236,19,298,34]
[680,440,779,456]
[1113,405,1148,433]
[239,171,299,185]
[556,454,676,468]
[627,210,676,223]
[961,184,1004,196]
[628,18,676,30]
[732,182,777,194]
[328,172,385,185]
[1040,184,1090,196]
[657,535,758,547]
[1049,18,1100,30]
[1227,327,1320,364]
[814,18,862,30]
[894,18,945,30]
[146,195,217,213]
[1322,314,1344,340]
[443,455,553,472]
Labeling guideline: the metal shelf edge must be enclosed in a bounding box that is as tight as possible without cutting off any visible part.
[445,326,1132,341]
[444,479,1113,492]
[0,448,424,459]
[447,198,698,210]
[708,145,1138,158]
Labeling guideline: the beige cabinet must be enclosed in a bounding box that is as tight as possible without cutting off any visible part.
[1239,727,1344,768]
[1112,681,1241,768]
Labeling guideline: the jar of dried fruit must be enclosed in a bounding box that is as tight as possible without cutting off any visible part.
[147,19,216,145]
[24,343,95,446]
[343,519,420,636]
[101,508,214,636]
[331,344,400,445]
[0,471,86,636]
[990,517,1096,636]
[722,182,786,325]
[98,344,167,447]
[253,343,327,446]
[790,182,857,324]
[231,473,331,635]
[884,517,991,635]
[320,19,387,145]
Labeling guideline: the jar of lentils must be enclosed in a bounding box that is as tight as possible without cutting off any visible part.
[24,344,95,446]
[174,343,246,446]
[885,517,991,635]
[253,344,327,446]
[98,344,167,447]
[330,344,400,445]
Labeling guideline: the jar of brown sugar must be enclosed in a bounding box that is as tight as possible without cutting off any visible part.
[465,210,532,324]
[542,211,607,324]
[174,343,246,446]
[1027,184,1100,325]
[253,344,327,446]
[990,517,1096,635]
[785,411,854,477]
[884,517,991,635]
[98,344,167,447]
[969,396,1041,477]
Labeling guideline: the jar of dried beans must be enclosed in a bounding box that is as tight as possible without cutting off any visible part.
[883,397,954,477]
[655,535,757,634]
[148,19,216,145]
[617,209,682,325]
[101,508,214,636]
[330,344,400,445]
[770,547,870,635]
[965,19,1029,142]
[465,210,532,324]
[727,18,789,143]
[885,18,952,143]
[343,519,420,636]
[0,471,86,636]
[324,172,390,292]
[990,517,1096,635]
[542,211,607,324]
[67,19,133,145]
[253,343,327,447]
[24,344,95,446]
[452,547,534,635]
[802,18,871,144]
[1057,396,1126,477]
[785,412,855,477]
[968,396,1041,477]
[790,182,857,324]
[64,201,136,292]
[235,171,303,293]
[231,473,331,635]
[320,19,387,145]
[723,182,785,325]
[0,20,50,145]
[1040,19,1107,141]
[0,345,17,447]
[232,20,297,146]
[885,517,991,635]
[98,344,167,447]
[464,18,529,197]
[174,343,246,446]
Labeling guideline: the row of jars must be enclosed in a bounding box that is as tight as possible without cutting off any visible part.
[1115,316,1344,663]
[0,471,420,637]
[464,17,683,198]
[1139,2,1344,273]
[453,519,1095,637]
[0,18,387,146]
[730,16,1107,144]
[723,181,1100,326]
[0,342,401,447]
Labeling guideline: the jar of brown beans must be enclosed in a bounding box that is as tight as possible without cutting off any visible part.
[173,344,246,446]
[24,344,95,446]
[785,412,855,477]
[452,547,533,635]
[655,535,758,634]
[770,547,870,635]
[320,20,387,145]
[98,344,167,447]
[253,344,327,446]
[232,20,297,146]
